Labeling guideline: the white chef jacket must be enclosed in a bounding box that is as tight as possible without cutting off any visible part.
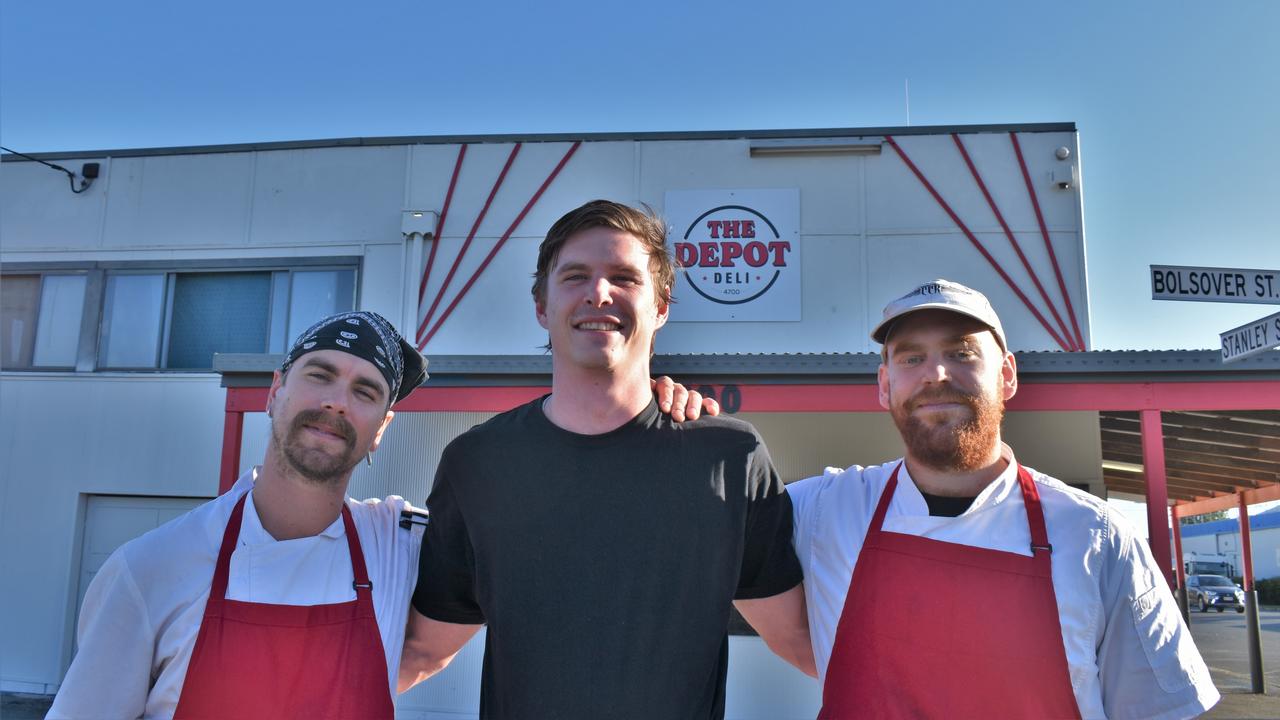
[49,468,423,720]
[789,450,1219,720]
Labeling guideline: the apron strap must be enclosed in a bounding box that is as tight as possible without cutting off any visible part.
[872,461,1051,558]
[208,493,248,603]
[865,462,903,537]
[1016,464,1053,557]
[339,504,374,596]
[209,494,373,602]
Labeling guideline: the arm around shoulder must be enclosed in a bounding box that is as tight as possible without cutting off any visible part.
[734,584,817,678]
[398,607,483,692]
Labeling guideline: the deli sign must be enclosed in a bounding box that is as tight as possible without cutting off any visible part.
[665,189,800,321]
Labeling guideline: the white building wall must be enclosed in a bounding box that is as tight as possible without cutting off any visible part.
[411,131,1086,355]
[0,374,225,692]
[1180,527,1280,581]
[1255,529,1280,579]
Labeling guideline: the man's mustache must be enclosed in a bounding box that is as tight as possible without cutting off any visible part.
[290,409,356,449]
[908,388,977,410]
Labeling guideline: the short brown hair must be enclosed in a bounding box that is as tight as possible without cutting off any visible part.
[531,199,676,307]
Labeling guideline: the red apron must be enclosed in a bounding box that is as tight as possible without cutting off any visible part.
[173,493,394,719]
[819,462,1080,720]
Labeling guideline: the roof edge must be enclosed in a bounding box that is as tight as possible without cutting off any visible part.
[2,122,1078,162]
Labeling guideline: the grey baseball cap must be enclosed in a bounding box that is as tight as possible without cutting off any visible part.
[871,279,1007,350]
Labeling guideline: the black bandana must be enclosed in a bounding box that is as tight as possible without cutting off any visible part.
[281,311,427,404]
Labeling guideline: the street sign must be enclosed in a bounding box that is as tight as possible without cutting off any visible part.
[1151,265,1280,305]
[1220,311,1280,363]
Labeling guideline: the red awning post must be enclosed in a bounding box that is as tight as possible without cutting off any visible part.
[1239,494,1256,591]
[219,403,244,495]
[1170,505,1189,624]
[1239,493,1266,693]
[1140,410,1174,589]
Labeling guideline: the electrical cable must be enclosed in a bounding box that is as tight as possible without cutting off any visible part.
[0,145,94,193]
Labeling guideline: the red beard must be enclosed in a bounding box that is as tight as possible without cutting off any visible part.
[891,386,1004,472]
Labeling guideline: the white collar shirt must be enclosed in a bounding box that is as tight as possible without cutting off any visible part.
[788,449,1219,720]
[50,469,423,720]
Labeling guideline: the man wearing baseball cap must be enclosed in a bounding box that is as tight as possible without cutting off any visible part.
[788,279,1219,719]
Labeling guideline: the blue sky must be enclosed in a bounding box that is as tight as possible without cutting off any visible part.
[3,0,1277,350]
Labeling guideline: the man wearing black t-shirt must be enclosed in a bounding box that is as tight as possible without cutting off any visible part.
[399,200,813,718]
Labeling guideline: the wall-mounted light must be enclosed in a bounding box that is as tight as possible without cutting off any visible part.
[1052,165,1078,190]
[749,138,883,157]
[0,146,99,194]
[1101,460,1144,474]
[401,210,438,239]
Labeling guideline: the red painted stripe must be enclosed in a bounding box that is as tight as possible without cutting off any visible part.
[224,379,1280,415]
[1009,132,1087,350]
[883,135,1072,351]
[416,144,469,338]
[419,141,582,348]
[416,143,522,345]
[951,134,1078,350]
[1009,381,1280,411]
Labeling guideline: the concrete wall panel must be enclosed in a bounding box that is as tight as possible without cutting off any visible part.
[250,146,407,246]
[0,158,108,250]
[103,154,254,248]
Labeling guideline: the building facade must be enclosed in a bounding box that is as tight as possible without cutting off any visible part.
[3,124,1103,716]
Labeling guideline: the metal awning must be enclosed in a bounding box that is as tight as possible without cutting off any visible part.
[1102,410,1280,506]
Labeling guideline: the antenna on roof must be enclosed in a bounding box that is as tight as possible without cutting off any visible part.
[904,79,911,127]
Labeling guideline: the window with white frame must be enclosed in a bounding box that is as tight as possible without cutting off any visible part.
[1,273,88,369]
[1,261,357,371]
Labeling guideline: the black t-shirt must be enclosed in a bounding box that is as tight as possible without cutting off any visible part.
[413,397,802,719]
[919,490,978,517]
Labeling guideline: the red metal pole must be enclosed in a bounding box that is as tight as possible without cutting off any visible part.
[1140,409,1174,589]
[1239,492,1266,693]
[1171,505,1189,623]
[1239,494,1255,591]
[219,407,244,495]
[1171,506,1186,588]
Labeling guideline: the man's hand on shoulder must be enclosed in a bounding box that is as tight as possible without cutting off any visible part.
[651,376,721,422]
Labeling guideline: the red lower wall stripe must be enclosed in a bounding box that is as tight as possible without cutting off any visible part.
[225,379,1280,415]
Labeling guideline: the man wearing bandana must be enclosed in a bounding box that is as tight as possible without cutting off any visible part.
[50,311,428,719]
[50,309,709,720]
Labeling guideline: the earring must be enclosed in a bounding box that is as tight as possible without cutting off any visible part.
[365,453,373,467]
